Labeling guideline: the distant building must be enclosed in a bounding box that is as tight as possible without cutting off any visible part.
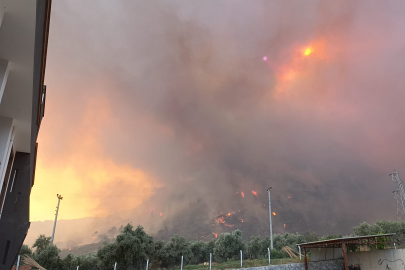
[0,1,52,270]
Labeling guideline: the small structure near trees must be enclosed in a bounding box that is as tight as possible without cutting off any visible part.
[297,233,395,270]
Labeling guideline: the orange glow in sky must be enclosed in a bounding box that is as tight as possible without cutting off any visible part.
[303,46,313,56]
[31,94,157,221]
[271,40,328,98]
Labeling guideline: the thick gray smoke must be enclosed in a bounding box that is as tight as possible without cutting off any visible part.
[27,0,405,248]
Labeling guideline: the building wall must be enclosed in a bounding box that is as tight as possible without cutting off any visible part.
[0,0,51,269]
[311,247,343,261]
[348,249,405,270]
[0,152,31,270]
[229,260,344,270]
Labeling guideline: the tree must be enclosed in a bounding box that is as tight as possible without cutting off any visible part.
[71,253,101,270]
[33,235,51,254]
[60,254,74,270]
[246,236,261,259]
[157,235,193,268]
[19,245,32,257]
[97,224,154,270]
[189,241,208,264]
[320,234,342,241]
[33,245,61,270]
[213,230,244,262]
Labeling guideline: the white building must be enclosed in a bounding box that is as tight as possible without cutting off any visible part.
[0,0,51,269]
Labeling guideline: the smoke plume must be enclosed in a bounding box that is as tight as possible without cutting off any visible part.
[27,0,405,247]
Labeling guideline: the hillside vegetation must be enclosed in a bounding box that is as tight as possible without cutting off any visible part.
[20,220,404,270]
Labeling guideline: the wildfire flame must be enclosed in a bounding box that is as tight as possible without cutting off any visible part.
[92,236,97,239]
[272,40,327,97]
[160,213,162,217]
[68,248,71,251]
[272,212,277,216]
[241,191,245,198]
[303,46,313,56]
[251,190,258,197]
[215,216,235,228]
[241,219,244,223]
[212,232,218,238]
[288,196,291,199]
[283,224,287,228]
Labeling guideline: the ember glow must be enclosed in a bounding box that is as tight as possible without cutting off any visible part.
[303,46,313,56]
[272,212,277,216]
[241,192,245,198]
[251,190,258,197]
[212,232,218,238]
[92,236,97,240]
[241,219,244,223]
[214,213,236,228]
[283,224,287,228]
[160,213,162,217]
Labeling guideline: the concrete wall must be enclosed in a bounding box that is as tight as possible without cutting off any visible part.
[311,247,343,261]
[230,260,344,270]
[348,249,405,270]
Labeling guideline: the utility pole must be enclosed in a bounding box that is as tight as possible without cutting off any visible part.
[51,194,63,245]
[267,187,274,249]
[390,170,405,221]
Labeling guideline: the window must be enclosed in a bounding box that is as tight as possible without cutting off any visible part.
[0,147,14,214]
[2,240,10,265]
[9,169,17,193]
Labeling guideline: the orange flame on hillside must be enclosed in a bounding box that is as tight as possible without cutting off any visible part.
[251,191,258,197]
[272,212,277,216]
[241,192,245,198]
[241,219,244,223]
[212,232,218,238]
[160,213,162,217]
[288,196,291,199]
[215,217,225,225]
[69,248,71,251]
[283,224,287,228]
[92,236,97,239]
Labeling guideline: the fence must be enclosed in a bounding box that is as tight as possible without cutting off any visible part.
[88,248,302,270]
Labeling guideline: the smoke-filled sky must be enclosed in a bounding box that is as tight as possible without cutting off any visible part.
[31,0,405,239]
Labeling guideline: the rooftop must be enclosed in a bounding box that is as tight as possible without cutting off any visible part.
[297,233,395,248]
